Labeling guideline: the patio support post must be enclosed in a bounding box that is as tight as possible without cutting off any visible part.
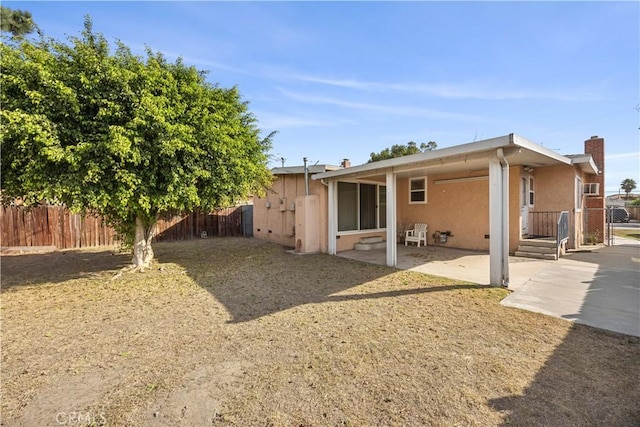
[489,149,510,287]
[499,149,510,286]
[386,171,397,267]
[327,180,337,255]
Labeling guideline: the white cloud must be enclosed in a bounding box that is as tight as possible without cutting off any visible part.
[606,151,640,160]
[278,89,487,121]
[290,73,595,101]
[255,112,357,130]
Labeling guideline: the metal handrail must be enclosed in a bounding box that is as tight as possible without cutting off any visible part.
[556,211,569,258]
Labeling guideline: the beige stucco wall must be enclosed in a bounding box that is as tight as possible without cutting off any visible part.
[529,165,575,212]
[376,163,591,253]
[397,172,491,251]
[529,164,576,247]
[253,174,329,252]
[527,164,600,249]
[258,163,594,255]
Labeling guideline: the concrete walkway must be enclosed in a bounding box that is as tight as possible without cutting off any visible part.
[501,237,640,337]
[338,238,640,337]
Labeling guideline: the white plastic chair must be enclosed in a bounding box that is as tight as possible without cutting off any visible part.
[405,223,428,247]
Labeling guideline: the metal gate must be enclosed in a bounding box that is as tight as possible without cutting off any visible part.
[242,205,253,237]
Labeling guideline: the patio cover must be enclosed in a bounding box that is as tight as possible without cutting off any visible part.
[312,133,597,287]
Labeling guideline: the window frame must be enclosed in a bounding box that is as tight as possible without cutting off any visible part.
[409,177,428,204]
[337,180,388,234]
[583,182,600,196]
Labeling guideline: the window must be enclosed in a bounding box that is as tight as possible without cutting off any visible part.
[338,182,357,231]
[337,181,387,232]
[359,184,377,230]
[529,177,535,206]
[409,177,427,204]
[575,176,583,212]
[583,183,600,196]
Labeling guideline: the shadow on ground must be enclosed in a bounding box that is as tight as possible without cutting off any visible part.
[491,240,640,425]
[1,249,130,289]
[153,238,476,323]
[2,237,639,425]
[563,242,640,336]
[489,323,640,425]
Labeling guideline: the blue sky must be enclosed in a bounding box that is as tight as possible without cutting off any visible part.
[9,1,640,195]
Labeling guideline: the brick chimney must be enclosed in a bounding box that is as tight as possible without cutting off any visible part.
[340,158,351,168]
[584,135,605,242]
[584,135,604,176]
[584,136,605,202]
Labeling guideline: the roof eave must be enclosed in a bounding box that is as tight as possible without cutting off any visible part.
[312,134,514,180]
[570,155,599,175]
[313,133,573,181]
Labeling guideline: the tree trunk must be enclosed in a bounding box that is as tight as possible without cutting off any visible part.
[132,216,157,270]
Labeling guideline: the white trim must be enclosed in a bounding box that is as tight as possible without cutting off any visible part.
[386,171,397,267]
[337,228,386,236]
[489,148,510,287]
[569,155,599,175]
[312,134,514,181]
[312,133,573,182]
[575,175,583,213]
[336,180,387,232]
[583,182,600,196]
[489,156,503,286]
[327,181,337,255]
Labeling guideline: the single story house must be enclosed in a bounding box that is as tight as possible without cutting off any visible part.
[253,134,606,286]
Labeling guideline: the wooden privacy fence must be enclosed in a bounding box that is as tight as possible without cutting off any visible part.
[154,207,245,242]
[1,205,247,249]
[1,205,116,249]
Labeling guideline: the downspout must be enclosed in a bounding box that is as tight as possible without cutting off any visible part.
[303,157,309,196]
[496,148,510,287]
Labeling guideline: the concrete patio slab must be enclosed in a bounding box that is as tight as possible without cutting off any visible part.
[502,237,640,337]
[338,238,640,337]
[337,244,552,289]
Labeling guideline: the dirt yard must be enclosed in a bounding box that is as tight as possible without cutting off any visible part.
[2,238,639,426]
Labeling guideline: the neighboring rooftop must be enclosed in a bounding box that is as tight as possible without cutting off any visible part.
[271,165,342,175]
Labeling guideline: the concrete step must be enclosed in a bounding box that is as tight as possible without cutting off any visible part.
[359,236,384,244]
[354,241,386,251]
[515,251,557,260]
[517,245,557,254]
[519,239,556,248]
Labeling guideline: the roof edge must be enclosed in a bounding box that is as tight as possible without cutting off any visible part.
[568,154,599,174]
[272,165,341,175]
[312,134,514,180]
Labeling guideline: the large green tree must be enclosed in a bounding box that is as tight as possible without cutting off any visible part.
[1,18,274,269]
[368,141,437,163]
[621,178,637,200]
[1,6,36,37]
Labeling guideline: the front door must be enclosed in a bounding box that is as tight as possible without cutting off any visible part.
[521,176,529,235]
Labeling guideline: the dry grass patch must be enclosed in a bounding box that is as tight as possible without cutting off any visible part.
[613,229,640,241]
[2,238,639,426]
